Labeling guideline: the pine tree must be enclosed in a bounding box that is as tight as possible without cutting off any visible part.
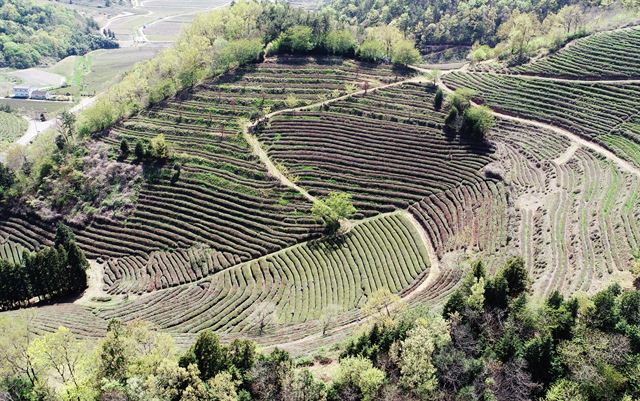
[54,222,75,248]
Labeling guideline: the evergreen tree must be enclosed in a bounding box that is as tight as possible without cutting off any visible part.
[120,138,130,157]
[193,331,230,381]
[434,88,444,111]
[134,141,145,160]
[54,222,75,248]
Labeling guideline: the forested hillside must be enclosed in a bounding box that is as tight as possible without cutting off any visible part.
[325,0,639,64]
[0,0,118,68]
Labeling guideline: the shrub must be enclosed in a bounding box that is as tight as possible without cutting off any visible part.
[469,44,495,62]
[357,39,386,62]
[444,106,459,129]
[149,134,171,160]
[119,138,129,157]
[461,106,495,141]
[273,25,315,54]
[434,88,444,110]
[391,39,421,66]
[446,88,474,113]
[324,29,357,55]
[134,141,145,161]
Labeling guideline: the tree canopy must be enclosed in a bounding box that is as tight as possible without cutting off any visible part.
[0,0,117,68]
[311,192,357,234]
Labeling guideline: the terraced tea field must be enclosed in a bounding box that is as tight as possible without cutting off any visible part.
[511,26,640,79]
[256,83,496,216]
[443,72,640,167]
[98,213,431,333]
[485,120,640,296]
[1,57,460,348]
[3,31,640,352]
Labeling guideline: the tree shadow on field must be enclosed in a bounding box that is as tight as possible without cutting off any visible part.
[392,64,412,78]
[306,231,351,253]
[461,136,495,156]
[142,159,170,184]
[442,126,496,157]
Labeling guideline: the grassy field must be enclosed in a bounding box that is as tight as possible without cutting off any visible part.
[46,47,162,97]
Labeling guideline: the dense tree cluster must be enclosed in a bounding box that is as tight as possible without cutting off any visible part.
[341,257,640,400]
[326,0,633,49]
[0,223,89,310]
[268,23,420,65]
[443,88,495,142]
[0,0,118,68]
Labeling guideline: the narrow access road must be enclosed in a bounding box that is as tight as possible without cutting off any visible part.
[75,259,109,304]
[15,96,97,146]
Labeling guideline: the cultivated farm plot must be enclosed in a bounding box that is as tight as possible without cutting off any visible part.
[144,14,193,42]
[9,68,66,89]
[47,47,163,96]
[481,119,640,296]
[0,213,445,348]
[0,112,27,148]
[257,83,495,216]
[0,98,70,116]
[443,72,640,167]
[96,213,432,337]
[511,26,640,79]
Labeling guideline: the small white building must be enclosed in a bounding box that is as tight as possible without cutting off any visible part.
[30,89,48,100]
[13,86,31,98]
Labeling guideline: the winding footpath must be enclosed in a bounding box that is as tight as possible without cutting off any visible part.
[240,76,448,354]
[257,60,640,355]
[410,65,640,180]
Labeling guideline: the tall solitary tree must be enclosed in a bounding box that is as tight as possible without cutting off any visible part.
[311,192,356,234]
